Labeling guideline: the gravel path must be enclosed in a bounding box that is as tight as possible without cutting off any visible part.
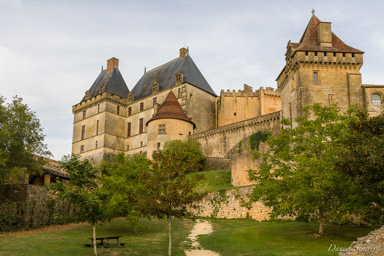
[185,219,220,256]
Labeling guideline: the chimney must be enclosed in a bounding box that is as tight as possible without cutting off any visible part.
[107,57,119,72]
[179,47,189,60]
[318,22,332,48]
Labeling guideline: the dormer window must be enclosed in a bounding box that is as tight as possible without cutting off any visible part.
[85,90,91,100]
[98,84,105,94]
[152,82,159,94]
[128,92,134,103]
[175,72,183,84]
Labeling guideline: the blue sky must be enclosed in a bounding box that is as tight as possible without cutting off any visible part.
[0,0,383,159]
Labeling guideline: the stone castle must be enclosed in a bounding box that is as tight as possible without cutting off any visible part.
[72,14,384,186]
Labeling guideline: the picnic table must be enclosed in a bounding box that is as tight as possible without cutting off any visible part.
[85,236,124,248]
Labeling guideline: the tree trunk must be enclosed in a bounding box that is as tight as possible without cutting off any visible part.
[93,224,98,256]
[319,220,324,235]
[168,217,172,256]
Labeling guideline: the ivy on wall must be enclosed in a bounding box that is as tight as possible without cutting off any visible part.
[249,131,271,151]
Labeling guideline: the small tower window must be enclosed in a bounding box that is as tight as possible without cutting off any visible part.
[95,141,98,149]
[117,106,120,115]
[139,118,144,134]
[83,110,86,119]
[178,88,181,98]
[372,94,382,105]
[127,122,131,137]
[97,104,100,113]
[81,125,86,140]
[128,107,132,116]
[313,72,319,84]
[157,142,161,149]
[80,145,84,153]
[159,124,166,134]
[175,72,183,84]
[127,145,130,151]
[96,120,99,135]
[140,102,144,112]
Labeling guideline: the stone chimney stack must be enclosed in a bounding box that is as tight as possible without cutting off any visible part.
[318,22,332,48]
[179,47,189,60]
[107,57,119,72]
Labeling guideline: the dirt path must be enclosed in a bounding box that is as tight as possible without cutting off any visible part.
[185,219,220,256]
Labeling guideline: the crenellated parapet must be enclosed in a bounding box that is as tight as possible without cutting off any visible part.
[72,92,128,114]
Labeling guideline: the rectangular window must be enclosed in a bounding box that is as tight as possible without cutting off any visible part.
[98,104,100,113]
[117,106,120,115]
[81,125,85,140]
[128,107,131,116]
[127,122,131,137]
[141,141,143,147]
[127,145,130,151]
[157,142,161,149]
[95,141,98,148]
[313,72,318,84]
[139,118,143,134]
[140,102,144,112]
[158,124,166,134]
[96,120,99,135]
[153,97,157,106]
[178,88,181,98]
[80,145,84,153]
[328,94,335,105]
[83,110,86,119]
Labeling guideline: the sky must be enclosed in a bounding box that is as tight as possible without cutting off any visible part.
[0,0,383,160]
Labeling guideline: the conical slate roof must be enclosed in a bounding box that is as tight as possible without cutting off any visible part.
[146,91,195,128]
[131,54,216,101]
[80,67,129,103]
[293,15,363,53]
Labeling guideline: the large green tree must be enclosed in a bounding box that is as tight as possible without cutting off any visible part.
[0,95,50,183]
[249,104,362,234]
[50,154,106,256]
[336,109,384,224]
[140,140,205,256]
[99,153,151,222]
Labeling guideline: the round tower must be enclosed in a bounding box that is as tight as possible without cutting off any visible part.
[146,90,195,158]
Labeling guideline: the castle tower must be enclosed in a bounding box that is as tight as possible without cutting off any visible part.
[72,57,130,162]
[277,13,364,125]
[146,91,195,158]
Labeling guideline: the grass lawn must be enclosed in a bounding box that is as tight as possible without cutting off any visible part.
[199,219,375,256]
[0,218,375,256]
[192,170,233,193]
[0,218,194,256]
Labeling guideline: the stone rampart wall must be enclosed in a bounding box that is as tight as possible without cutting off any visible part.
[190,111,281,158]
[193,186,271,220]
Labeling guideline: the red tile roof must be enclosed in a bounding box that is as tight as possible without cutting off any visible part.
[294,15,363,53]
[146,91,195,128]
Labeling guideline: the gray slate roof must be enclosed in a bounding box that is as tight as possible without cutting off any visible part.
[131,55,216,101]
[81,67,129,103]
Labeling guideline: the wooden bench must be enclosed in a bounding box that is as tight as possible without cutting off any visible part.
[85,236,124,248]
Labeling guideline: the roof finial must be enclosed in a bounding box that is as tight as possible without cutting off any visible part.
[311,9,315,16]
[101,65,103,71]
[144,66,146,74]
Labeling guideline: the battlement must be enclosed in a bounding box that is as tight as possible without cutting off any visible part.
[293,51,363,65]
[72,92,128,113]
[220,84,279,98]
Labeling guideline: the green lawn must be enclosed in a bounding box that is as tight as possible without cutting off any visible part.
[192,170,233,193]
[0,218,374,256]
[199,219,375,256]
[0,218,194,256]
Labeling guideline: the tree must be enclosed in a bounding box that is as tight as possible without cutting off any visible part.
[0,95,50,183]
[140,140,205,256]
[249,104,362,235]
[336,109,384,224]
[50,154,106,256]
[99,153,151,223]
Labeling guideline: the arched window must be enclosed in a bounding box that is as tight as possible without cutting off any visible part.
[372,94,381,105]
